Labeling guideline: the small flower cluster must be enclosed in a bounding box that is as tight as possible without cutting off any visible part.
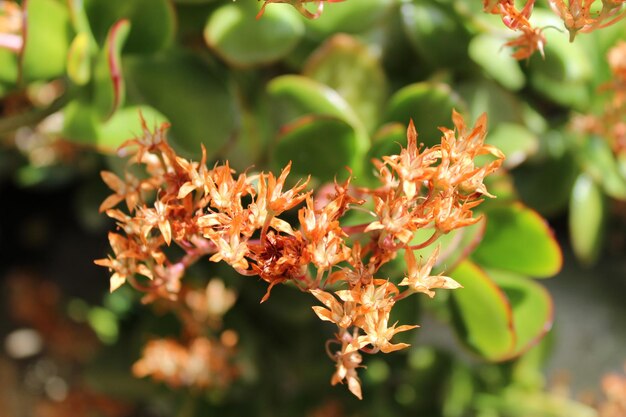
[96,111,504,398]
[130,278,240,390]
[572,40,626,155]
[132,332,239,390]
[484,0,626,60]
[596,363,626,417]
[256,0,344,19]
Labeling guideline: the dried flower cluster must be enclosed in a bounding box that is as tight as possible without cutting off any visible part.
[572,40,626,155]
[596,364,626,417]
[96,111,504,398]
[133,333,238,390]
[484,0,626,60]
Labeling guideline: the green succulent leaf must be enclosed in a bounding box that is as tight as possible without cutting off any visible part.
[267,75,369,176]
[457,79,525,126]
[468,34,525,91]
[486,123,538,169]
[579,135,626,199]
[67,32,92,86]
[123,51,240,159]
[63,99,168,151]
[85,0,175,54]
[304,0,393,39]
[94,19,130,120]
[526,10,593,110]
[0,49,18,87]
[303,34,387,133]
[20,0,72,82]
[472,203,562,278]
[448,260,515,361]
[384,82,466,146]
[487,269,554,358]
[401,1,471,69]
[273,115,363,183]
[569,173,606,265]
[204,0,304,68]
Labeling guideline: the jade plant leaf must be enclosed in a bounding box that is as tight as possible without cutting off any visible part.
[204,0,304,68]
[488,269,554,358]
[123,51,239,159]
[401,1,471,69]
[457,79,525,126]
[526,10,592,110]
[471,203,562,278]
[63,99,168,152]
[513,144,578,216]
[304,0,393,39]
[267,75,369,175]
[0,49,18,87]
[468,34,525,91]
[273,115,365,183]
[84,0,175,54]
[569,173,606,265]
[20,0,72,82]
[579,135,626,199]
[448,260,515,361]
[94,20,130,121]
[384,82,466,146]
[486,123,538,169]
[67,32,92,86]
[303,34,387,133]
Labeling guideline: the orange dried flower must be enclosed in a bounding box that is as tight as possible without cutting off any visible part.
[97,110,505,399]
[132,337,237,389]
[399,246,462,298]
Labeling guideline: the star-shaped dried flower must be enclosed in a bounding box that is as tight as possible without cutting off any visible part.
[399,246,461,298]
[347,310,418,354]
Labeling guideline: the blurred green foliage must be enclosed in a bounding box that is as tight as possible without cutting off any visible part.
[1,0,625,415]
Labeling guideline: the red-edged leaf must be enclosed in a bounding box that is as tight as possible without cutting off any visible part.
[94,19,130,121]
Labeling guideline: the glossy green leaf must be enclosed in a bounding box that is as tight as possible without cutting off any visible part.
[457,79,524,126]
[20,0,72,82]
[569,173,606,265]
[0,49,18,86]
[359,122,405,184]
[267,75,369,175]
[123,51,239,159]
[303,34,387,133]
[488,269,553,358]
[513,138,578,216]
[272,115,359,183]
[67,32,92,86]
[579,135,626,199]
[63,99,169,152]
[527,10,592,110]
[94,20,130,121]
[468,34,525,91]
[96,106,169,151]
[384,82,466,146]
[401,1,471,69]
[67,0,96,38]
[204,0,304,68]
[63,98,99,142]
[85,0,175,54]
[486,123,538,169]
[304,0,393,39]
[472,203,562,278]
[448,260,515,361]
